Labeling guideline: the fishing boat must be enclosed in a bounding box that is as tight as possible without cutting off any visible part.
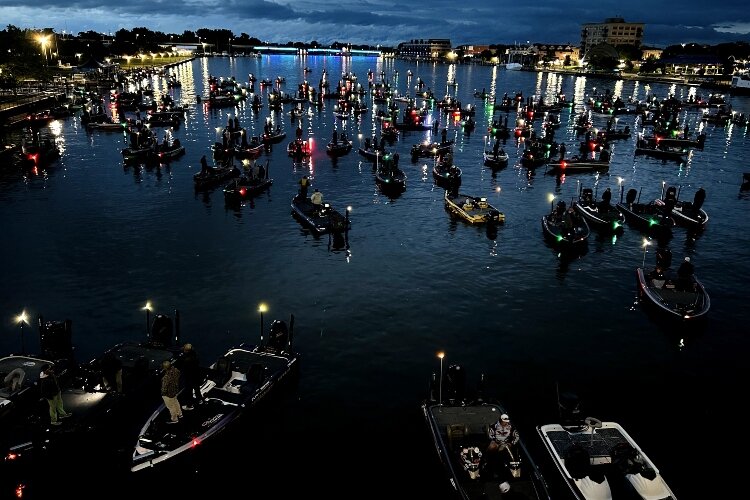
[153,140,186,162]
[636,247,709,320]
[661,186,708,230]
[422,361,552,500]
[261,128,286,145]
[223,161,273,202]
[546,157,610,176]
[483,147,509,170]
[287,138,312,159]
[375,153,407,195]
[131,315,299,472]
[572,187,625,235]
[537,392,678,500]
[193,164,240,190]
[410,140,453,160]
[444,191,505,225]
[432,154,462,188]
[541,201,590,249]
[291,195,351,235]
[326,138,353,157]
[616,187,675,238]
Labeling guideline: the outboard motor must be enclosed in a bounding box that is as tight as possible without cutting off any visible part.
[693,188,706,211]
[625,188,638,206]
[559,391,585,429]
[444,364,466,402]
[150,314,173,347]
[664,186,677,212]
[581,188,593,204]
[268,320,289,351]
[656,247,673,270]
[38,317,74,363]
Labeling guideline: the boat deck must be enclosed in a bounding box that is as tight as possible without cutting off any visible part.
[545,426,628,464]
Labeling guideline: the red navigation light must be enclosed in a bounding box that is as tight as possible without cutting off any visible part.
[239,187,247,197]
[15,483,24,498]
[589,142,596,151]
[191,438,201,447]
[561,161,567,169]
[6,452,18,461]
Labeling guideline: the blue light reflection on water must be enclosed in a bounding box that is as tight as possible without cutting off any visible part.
[1,57,748,498]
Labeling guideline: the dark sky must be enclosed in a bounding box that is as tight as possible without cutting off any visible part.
[2,1,748,47]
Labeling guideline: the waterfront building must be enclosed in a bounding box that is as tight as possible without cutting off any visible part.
[397,39,452,60]
[580,17,644,55]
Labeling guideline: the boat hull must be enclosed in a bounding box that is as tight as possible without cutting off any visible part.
[636,267,710,320]
[537,421,677,500]
[132,345,299,472]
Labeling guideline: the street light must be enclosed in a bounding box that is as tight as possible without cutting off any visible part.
[258,303,268,344]
[15,310,29,354]
[142,301,152,335]
[437,351,445,406]
[36,34,50,65]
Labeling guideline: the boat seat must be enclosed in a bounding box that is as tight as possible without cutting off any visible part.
[564,444,591,479]
[211,356,233,387]
[245,363,266,384]
[446,423,468,451]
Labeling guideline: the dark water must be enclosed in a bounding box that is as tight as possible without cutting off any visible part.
[1,56,749,498]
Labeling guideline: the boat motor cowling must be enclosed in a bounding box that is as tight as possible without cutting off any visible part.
[625,188,638,205]
[268,320,289,350]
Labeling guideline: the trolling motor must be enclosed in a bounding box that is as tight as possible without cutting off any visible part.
[460,447,482,479]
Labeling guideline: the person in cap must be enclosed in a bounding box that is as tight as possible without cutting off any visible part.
[677,256,695,291]
[487,413,519,452]
[161,360,182,424]
[483,413,520,481]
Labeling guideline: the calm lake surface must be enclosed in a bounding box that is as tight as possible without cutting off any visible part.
[1,56,748,498]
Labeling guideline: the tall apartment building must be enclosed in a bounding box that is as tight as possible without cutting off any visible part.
[397,39,452,60]
[580,18,644,54]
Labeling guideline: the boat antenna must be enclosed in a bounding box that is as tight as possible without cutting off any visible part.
[437,351,445,406]
[288,313,294,350]
[637,187,642,204]
[677,185,682,200]
[174,309,180,346]
[660,180,666,200]
[555,381,562,419]
[266,159,270,180]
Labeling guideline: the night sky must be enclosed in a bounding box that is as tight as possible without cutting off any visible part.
[1,1,748,48]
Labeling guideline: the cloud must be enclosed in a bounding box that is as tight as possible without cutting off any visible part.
[0,1,748,48]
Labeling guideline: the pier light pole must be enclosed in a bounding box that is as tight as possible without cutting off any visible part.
[642,239,650,268]
[15,310,29,354]
[258,303,267,344]
[437,351,445,406]
[142,301,152,336]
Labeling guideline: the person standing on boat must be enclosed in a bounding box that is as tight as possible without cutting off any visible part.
[180,344,203,410]
[677,257,695,291]
[441,127,448,144]
[40,365,71,426]
[161,360,182,424]
[559,143,566,161]
[100,351,123,393]
[200,155,209,174]
[299,175,310,198]
[332,128,338,145]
